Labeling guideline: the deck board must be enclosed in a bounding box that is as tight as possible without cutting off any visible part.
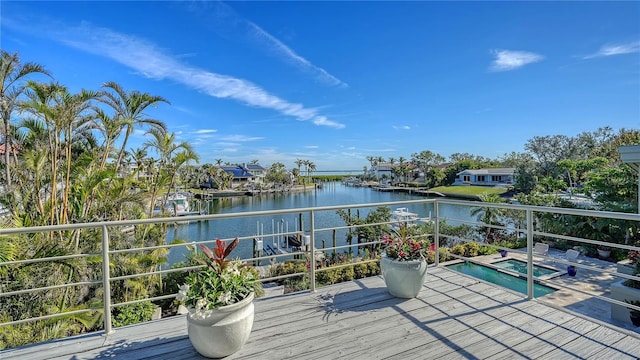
[3,267,639,360]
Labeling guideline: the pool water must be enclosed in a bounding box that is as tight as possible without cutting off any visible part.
[446,262,557,298]
[492,259,557,277]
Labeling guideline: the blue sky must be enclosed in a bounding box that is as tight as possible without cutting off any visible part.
[2,1,639,171]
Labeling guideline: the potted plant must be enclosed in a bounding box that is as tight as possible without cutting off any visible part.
[499,249,508,257]
[380,224,430,298]
[177,238,263,358]
[624,300,640,326]
[597,245,611,259]
[611,263,640,325]
[617,250,640,275]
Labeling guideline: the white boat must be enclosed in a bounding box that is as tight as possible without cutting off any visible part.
[390,207,420,230]
[165,192,191,216]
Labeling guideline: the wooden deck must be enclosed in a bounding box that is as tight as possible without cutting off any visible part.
[5,268,640,359]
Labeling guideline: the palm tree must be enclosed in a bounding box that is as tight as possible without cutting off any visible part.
[129,147,148,179]
[171,149,200,190]
[143,129,197,216]
[398,156,407,182]
[0,51,50,187]
[54,87,101,224]
[306,160,316,184]
[470,193,506,243]
[99,81,169,173]
[366,156,377,179]
[295,158,304,184]
[20,81,67,225]
[388,157,396,181]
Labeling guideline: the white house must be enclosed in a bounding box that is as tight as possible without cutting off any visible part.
[369,162,394,180]
[453,168,515,186]
[243,163,266,183]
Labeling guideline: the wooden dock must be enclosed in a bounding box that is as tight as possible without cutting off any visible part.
[5,267,640,359]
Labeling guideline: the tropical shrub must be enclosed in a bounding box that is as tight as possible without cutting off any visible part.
[112,301,157,327]
[176,239,262,314]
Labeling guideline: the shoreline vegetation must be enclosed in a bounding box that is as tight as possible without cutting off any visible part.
[190,174,509,201]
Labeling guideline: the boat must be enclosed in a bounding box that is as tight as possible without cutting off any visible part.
[164,192,191,216]
[342,177,363,186]
[390,207,420,231]
[391,207,420,222]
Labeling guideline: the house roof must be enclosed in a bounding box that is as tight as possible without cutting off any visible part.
[221,166,254,178]
[456,167,516,176]
[373,163,394,171]
[0,143,22,155]
[245,164,265,171]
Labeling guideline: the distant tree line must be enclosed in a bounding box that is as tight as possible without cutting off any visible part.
[364,126,639,212]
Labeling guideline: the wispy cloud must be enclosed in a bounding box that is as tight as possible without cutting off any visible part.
[201,1,347,88]
[17,19,345,129]
[218,135,263,142]
[191,129,217,144]
[392,125,411,130]
[489,49,544,72]
[583,41,640,59]
[248,23,348,88]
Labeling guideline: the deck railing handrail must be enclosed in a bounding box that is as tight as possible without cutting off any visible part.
[1,197,639,339]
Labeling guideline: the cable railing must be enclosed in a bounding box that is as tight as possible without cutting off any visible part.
[0,197,639,344]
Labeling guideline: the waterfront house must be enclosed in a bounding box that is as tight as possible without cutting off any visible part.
[369,162,394,180]
[244,163,266,182]
[221,163,267,187]
[453,167,515,186]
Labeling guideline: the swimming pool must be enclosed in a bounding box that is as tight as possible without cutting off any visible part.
[446,261,557,298]
[492,259,558,277]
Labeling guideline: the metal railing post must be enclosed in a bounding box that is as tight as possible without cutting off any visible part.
[101,225,114,334]
[526,209,534,300]
[434,200,440,267]
[309,210,316,293]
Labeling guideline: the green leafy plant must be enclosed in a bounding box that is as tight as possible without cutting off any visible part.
[381,224,430,261]
[449,242,480,258]
[112,301,156,327]
[624,299,640,326]
[176,238,263,317]
[624,299,640,314]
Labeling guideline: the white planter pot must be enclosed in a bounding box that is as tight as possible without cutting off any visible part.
[617,259,637,276]
[187,292,254,358]
[610,281,640,325]
[380,255,428,298]
[597,249,611,259]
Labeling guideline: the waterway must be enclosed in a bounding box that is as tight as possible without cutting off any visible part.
[165,182,475,265]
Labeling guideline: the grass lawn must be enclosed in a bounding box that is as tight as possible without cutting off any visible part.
[428,185,508,199]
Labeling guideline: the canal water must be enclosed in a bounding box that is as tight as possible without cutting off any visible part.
[165,182,474,265]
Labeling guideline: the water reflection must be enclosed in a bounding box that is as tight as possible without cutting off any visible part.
[165,183,474,266]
